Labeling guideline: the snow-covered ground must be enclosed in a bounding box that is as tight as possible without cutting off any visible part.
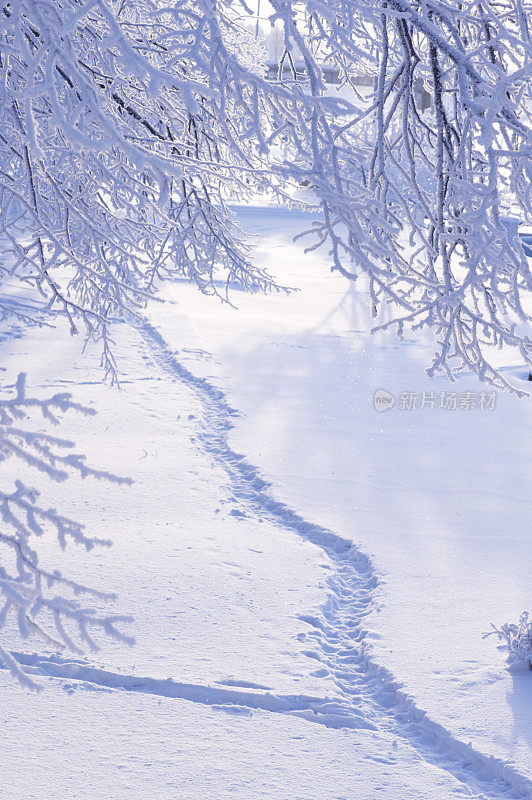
[0,205,530,799]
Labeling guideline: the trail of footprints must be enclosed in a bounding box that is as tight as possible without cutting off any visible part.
[134,321,532,800]
[135,321,532,800]
[7,319,528,800]
[135,320,531,800]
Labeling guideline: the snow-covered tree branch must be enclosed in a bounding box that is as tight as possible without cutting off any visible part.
[0,0,530,389]
[0,0,284,378]
[0,373,133,690]
[265,0,532,391]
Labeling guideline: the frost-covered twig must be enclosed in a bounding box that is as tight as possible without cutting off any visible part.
[488,612,532,668]
[0,374,133,690]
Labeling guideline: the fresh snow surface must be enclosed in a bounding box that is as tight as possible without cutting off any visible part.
[0,205,530,799]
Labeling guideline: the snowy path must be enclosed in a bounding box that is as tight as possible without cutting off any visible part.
[151,205,531,779]
[3,312,529,800]
[0,207,530,799]
[131,317,530,800]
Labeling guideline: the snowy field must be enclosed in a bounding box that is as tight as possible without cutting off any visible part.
[0,206,530,800]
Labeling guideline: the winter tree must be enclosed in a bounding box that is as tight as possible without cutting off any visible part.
[263,0,532,392]
[0,0,285,679]
[0,0,530,684]
[0,0,287,377]
[0,0,282,686]
[1,0,531,389]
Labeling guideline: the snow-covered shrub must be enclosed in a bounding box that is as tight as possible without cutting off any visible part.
[490,613,532,669]
[0,374,133,690]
